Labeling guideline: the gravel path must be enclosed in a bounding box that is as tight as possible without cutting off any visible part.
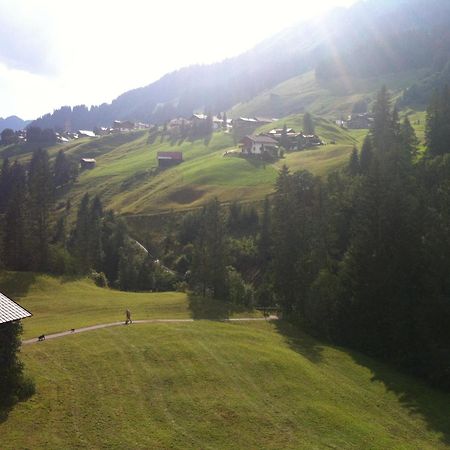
[22,316,278,345]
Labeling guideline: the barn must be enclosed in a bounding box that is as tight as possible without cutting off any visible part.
[80,158,96,169]
[157,151,183,168]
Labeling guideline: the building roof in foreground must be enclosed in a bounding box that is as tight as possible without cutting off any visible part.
[0,293,32,324]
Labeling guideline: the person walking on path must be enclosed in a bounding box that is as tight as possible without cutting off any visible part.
[125,308,132,325]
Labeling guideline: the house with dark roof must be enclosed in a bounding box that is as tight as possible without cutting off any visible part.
[78,130,96,138]
[0,292,32,325]
[240,135,279,157]
[157,151,183,168]
[80,158,96,169]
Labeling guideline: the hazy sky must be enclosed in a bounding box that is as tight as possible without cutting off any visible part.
[0,0,357,119]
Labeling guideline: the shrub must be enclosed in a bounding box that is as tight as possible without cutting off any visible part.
[90,271,108,288]
[226,266,254,307]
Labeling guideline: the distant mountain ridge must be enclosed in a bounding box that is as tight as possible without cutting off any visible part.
[0,116,30,132]
[31,0,450,131]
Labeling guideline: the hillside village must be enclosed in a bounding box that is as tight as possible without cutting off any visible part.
[1,112,327,169]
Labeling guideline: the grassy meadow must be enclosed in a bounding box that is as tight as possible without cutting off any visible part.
[2,317,450,448]
[229,68,429,119]
[0,272,263,340]
[0,117,362,217]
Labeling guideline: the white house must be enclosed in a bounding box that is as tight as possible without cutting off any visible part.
[240,135,279,156]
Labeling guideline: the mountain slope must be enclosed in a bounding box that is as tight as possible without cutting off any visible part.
[44,118,358,215]
[31,0,450,130]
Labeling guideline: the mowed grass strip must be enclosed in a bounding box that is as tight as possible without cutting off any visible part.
[0,272,261,340]
[2,321,450,449]
[0,272,189,339]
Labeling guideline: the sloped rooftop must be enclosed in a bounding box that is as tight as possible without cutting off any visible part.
[0,292,32,324]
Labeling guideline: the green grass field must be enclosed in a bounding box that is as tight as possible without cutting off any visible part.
[3,323,450,448]
[1,273,450,449]
[229,69,429,119]
[3,118,358,217]
[0,272,262,340]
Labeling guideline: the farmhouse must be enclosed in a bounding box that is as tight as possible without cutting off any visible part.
[0,292,32,325]
[191,113,208,122]
[346,113,373,129]
[157,151,183,168]
[78,130,96,138]
[240,135,279,157]
[112,120,135,131]
[80,158,96,169]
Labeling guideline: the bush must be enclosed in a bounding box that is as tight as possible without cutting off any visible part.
[226,266,254,307]
[90,271,108,288]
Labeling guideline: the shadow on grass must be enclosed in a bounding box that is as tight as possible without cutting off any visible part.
[0,271,36,298]
[350,351,450,446]
[188,294,255,320]
[273,320,324,364]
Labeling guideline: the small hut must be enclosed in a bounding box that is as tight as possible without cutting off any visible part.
[80,158,96,169]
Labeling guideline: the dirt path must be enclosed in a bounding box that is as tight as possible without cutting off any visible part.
[22,316,278,345]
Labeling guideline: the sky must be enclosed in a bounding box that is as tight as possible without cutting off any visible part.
[0,0,357,120]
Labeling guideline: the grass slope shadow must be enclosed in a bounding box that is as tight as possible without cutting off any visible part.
[273,319,324,364]
[350,350,450,446]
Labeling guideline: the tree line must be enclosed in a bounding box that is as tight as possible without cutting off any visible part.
[0,149,175,291]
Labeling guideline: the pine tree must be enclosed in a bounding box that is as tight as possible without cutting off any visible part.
[53,150,76,188]
[348,147,360,176]
[360,135,373,174]
[0,321,33,407]
[89,196,104,271]
[425,86,450,156]
[401,116,420,157]
[280,123,290,150]
[370,86,393,153]
[0,158,12,213]
[28,149,53,270]
[258,196,272,273]
[4,162,29,271]
[71,193,91,271]
[303,112,315,135]
[191,199,227,299]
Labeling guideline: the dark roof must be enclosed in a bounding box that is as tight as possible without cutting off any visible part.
[157,151,183,160]
[242,135,279,145]
[0,293,32,324]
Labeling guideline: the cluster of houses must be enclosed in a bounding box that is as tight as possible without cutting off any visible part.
[55,120,150,144]
[167,114,275,136]
[238,127,323,158]
[336,113,374,130]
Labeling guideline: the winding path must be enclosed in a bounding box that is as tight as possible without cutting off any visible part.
[22,316,278,345]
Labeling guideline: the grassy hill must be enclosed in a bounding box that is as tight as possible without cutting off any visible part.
[229,69,428,120]
[1,117,361,217]
[1,273,450,449]
[0,273,261,340]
